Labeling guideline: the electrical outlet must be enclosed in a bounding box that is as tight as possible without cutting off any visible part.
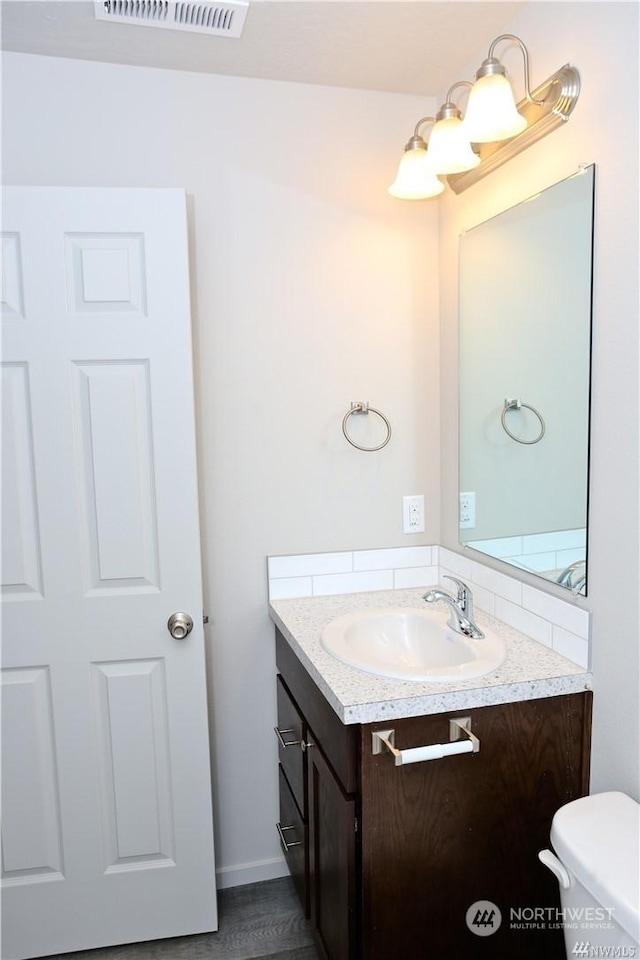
[459,492,476,529]
[403,495,425,534]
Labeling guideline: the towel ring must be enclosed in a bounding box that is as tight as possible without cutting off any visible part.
[501,398,546,445]
[342,402,392,452]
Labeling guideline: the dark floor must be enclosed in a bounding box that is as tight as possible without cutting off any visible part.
[46,877,318,960]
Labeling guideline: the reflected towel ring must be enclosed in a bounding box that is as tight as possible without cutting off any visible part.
[342,401,392,452]
[501,398,546,444]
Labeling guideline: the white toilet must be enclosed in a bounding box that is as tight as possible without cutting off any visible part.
[540,791,640,956]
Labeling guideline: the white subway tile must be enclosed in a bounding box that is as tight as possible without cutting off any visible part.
[312,569,393,597]
[268,552,352,579]
[509,552,557,573]
[470,563,522,604]
[469,584,495,616]
[494,598,553,647]
[438,549,472,579]
[268,577,313,600]
[555,547,586,569]
[466,536,523,558]
[552,626,590,669]
[394,566,439,589]
[522,586,590,639]
[353,546,432,572]
[523,529,586,553]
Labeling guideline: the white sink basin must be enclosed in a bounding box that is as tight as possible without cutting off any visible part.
[321,606,506,682]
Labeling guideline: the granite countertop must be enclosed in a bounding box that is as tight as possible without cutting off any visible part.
[268,587,593,724]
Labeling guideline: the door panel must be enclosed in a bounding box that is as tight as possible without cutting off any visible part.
[1,667,64,881]
[1,187,217,959]
[92,659,175,870]
[72,360,160,593]
[1,363,43,599]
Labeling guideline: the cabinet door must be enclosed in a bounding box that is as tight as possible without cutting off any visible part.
[360,694,591,960]
[308,742,357,960]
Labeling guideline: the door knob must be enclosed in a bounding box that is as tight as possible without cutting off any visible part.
[167,612,194,640]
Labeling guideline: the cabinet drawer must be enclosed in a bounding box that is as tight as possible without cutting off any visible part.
[276,675,306,815]
[278,766,309,917]
[276,630,358,794]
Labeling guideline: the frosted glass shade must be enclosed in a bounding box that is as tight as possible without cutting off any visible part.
[462,73,528,143]
[388,148,444,200]
[426,117,481,175]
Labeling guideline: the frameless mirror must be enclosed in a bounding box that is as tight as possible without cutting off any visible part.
[458,165,595,594]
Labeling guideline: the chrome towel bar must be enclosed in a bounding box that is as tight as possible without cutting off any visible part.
[342,401,392,452]
[501,397,545,444]
[372,717,480,766]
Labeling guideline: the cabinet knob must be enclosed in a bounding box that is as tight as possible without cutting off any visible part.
[301,738,314,753]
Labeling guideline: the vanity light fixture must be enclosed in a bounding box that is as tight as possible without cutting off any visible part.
[388,117,445,199]
[462,35,540,143]
[425,82,481,175]
[389,33,580,197]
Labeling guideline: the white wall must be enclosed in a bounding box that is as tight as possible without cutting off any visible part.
[439,1,639,799]
[2,51,440,884]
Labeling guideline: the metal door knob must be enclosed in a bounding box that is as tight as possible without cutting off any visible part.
[167,612,193,640]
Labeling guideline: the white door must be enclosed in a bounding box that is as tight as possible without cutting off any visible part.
[1,187,217,960]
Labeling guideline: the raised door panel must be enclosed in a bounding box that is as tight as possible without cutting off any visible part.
[1,668,63,883]
[1,233,25,319]
[1,363,43,600]
[360,694,591,960]
[92,660,175,872]
[71,360,160,595]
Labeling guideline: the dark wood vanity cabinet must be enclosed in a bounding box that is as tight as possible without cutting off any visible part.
[275,628,592,960]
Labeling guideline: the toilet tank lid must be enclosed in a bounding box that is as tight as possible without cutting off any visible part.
[550,791,640,943]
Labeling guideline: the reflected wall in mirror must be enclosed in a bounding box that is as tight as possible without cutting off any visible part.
[458,165,595,594]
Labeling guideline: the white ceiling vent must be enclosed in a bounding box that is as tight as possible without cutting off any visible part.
[94,1,249,39]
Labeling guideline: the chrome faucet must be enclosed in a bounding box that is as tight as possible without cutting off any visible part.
[423,576,485,639]
[556,560,587,595]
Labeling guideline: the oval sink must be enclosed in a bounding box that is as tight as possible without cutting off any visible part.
[321,606,506,682]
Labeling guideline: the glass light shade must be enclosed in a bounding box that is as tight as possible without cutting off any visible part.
[388,147,444,200]
[426,116,481,175]
[462,73,528,143]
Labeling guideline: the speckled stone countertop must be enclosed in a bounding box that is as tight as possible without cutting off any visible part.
[269,588,593,724]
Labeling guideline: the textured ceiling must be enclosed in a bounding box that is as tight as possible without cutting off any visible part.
[1,1,528,96]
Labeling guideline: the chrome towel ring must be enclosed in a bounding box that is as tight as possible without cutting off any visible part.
[342,401,392,452]
[501,398,546,445]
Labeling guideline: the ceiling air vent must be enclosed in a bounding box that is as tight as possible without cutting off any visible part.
[94,1,249,39]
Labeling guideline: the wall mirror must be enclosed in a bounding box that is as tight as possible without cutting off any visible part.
[458,165,595,594]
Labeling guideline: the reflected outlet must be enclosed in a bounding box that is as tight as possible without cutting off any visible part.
[459,492,476,529]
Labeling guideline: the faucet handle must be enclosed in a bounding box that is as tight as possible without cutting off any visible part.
[443,575,469,600]
[443,576,475,618]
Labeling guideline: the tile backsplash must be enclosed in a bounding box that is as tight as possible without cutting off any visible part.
[464,528,586,575]
[267,544,590,669]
